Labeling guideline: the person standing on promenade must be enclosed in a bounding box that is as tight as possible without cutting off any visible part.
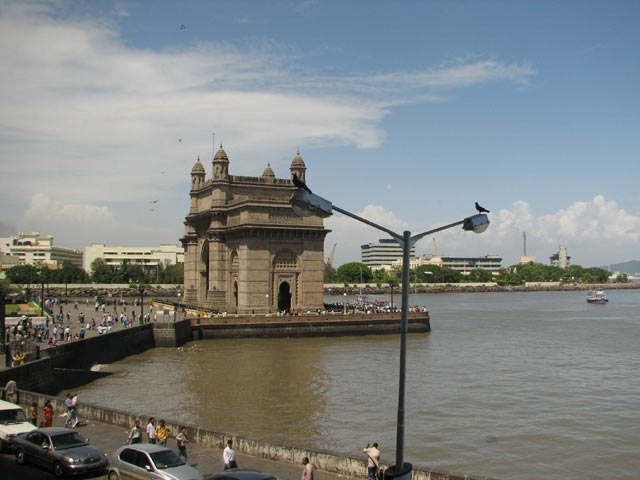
[29,402,38,426]
[146,417,157,444]
[127,419,143,444]
[156,419,170,446]
[40,400,53,427]
[3,380,17,403]
[363,442,380,480]
[223,439,237,470]
[301,456,314,480]
[176,426,189,461]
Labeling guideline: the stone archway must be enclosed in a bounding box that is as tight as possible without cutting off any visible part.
[278,281,291,312]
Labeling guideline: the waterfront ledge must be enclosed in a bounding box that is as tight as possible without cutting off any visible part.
[16,389,502,480]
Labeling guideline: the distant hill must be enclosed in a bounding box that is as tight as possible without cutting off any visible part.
[596,260,640,274]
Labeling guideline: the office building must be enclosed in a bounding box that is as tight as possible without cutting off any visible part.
[361,239,415,268]
[0,232,83,268]
[84,243,184,272]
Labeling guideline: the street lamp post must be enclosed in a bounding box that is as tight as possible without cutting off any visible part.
[291,189,489,479]
[266,294,270,315]
[343,292,347,315]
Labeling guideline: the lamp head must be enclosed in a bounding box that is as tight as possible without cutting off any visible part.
[290,190,333,218]
[463,213,490,233]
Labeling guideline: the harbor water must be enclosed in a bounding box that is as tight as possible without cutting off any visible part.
[76,290,640,480]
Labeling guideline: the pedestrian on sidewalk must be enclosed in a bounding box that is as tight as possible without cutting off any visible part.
[127,419,143,444]
[301,456,314,480]
[223,439,237,470]
[40,400,53,427]
[176,426,189,461]
[29,402,38,426]
[146,417,157,444]
[363,442,380,480]
[155,419,170,446]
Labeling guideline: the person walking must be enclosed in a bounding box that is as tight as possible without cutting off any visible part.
[40,400,53,427]
[146,417,157,444]
[155,419,170,446]
[223,439,237,470]
[127,419,143,444]
[3,380,17,403]
[176,426,189,461]
[301,456,314,480]
[363,442,380,480]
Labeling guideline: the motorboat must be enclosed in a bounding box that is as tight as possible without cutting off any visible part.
[586,289,608,304]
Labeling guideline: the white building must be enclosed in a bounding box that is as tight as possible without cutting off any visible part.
[388,253,502,273]
[361,239,416,268]
[549,245,570,269]
[84,243,185,272]
[0,232,83,268]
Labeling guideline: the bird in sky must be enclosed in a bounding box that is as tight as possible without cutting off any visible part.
[178,138,182,142]
[292,173,312,194]
[150,200,159,204]
[475,202,490,213]
[180,24,185,30]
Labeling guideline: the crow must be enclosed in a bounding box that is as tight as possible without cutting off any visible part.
[475,202,490,213]
[292,173,312,194]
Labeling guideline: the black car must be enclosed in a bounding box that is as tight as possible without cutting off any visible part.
[13,427,108,477]
[206,470,279,480]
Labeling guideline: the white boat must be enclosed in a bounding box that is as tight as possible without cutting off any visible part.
[586,289,608,304]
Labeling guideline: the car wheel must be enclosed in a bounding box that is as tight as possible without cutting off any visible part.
[53,461,65,478]
[16,448,27,465]
[108,471,120,480]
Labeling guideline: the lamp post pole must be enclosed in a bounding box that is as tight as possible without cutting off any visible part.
[290,190,489,480]
[266,294,270,315]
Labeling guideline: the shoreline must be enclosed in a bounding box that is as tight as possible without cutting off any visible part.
[323,282,640,295]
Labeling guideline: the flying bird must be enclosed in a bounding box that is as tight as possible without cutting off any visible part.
[180,24,186,30]
[475,202,490,213]
[150,200,159,204]
[292,173,312,194]
[178,138,182,142]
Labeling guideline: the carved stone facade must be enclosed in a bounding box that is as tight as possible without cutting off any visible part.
[181,146,329,314]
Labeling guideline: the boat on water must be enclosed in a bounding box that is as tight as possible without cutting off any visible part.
[586,289,608,304]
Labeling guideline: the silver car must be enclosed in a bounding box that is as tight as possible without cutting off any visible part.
[109,443,203,480]
[13,426,109,477]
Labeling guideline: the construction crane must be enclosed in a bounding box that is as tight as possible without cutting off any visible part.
[326,243,337,267]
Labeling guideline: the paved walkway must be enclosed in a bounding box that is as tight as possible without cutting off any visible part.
[0,411,359,480]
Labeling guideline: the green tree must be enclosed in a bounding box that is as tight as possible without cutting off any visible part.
[5,264,40,284]
[336,262,373,283]
[465,268,494,282]
[160,263,184,284]
[91,258,116,283]
[324,263,338,283]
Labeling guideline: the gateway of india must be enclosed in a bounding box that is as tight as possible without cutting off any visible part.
[181,146,329,314]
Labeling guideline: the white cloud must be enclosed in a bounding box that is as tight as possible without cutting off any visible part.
[24,193,116,225]
[327,196,640,268]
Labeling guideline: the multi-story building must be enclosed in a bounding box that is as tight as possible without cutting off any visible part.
[0,232,83,268]
[83,244,184,272]
[361,239,415,268]
[550,245,570,269]
[388,253,502,273]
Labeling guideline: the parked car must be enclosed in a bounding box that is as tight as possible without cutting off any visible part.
[13,426,108,477]
[0,399,37,452]
[206,470,279,480]
[109,443,203,480]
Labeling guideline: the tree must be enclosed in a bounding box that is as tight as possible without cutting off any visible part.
[465,268,494,283]
[324,263,338,283]
[336,262,373,284]
[5,264,39,284]
[91,258,116,283]
[160,263,184,284]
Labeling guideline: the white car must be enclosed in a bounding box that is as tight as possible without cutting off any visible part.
[0,399,37,451]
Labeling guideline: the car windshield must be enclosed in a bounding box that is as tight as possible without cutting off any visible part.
[150,449,186,469]
[51,432,87,450]
[0,409,28,424]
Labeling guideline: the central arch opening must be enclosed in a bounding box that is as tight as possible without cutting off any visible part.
[277,281,291,312]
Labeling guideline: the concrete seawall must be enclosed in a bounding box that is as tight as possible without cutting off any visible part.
[15,389,499,480]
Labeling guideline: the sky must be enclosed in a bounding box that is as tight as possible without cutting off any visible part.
[1,0,639,269]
